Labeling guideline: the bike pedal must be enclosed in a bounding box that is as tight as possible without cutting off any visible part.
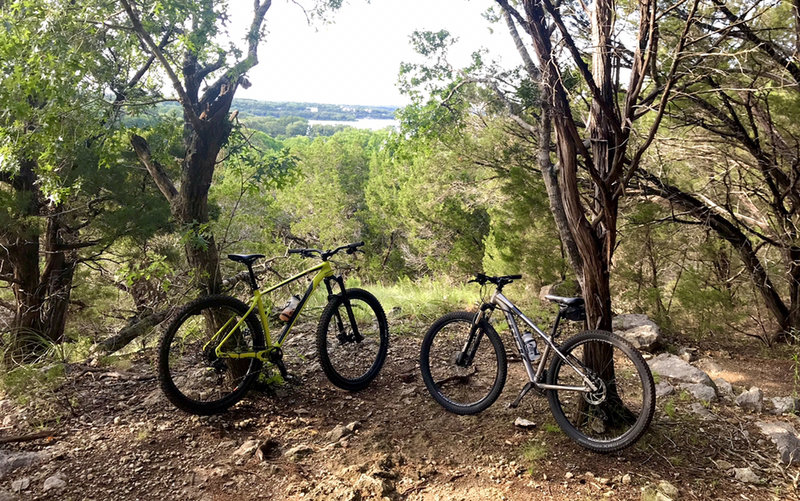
[509,382,534,409]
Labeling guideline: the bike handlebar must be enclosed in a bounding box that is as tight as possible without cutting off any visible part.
[469,273,523,287]
[288,242,365,260]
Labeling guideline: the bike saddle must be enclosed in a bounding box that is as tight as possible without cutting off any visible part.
[227,254,265,265]
[544,295,584,307]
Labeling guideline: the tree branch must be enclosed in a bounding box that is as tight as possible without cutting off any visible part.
[129,134,178,205]
[119,0,203,131]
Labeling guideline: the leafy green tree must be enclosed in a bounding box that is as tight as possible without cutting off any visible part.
[0,0,169,356]
[120,0,345,296]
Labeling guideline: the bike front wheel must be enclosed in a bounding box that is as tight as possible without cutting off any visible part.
[158,295,264,415]
[316,288,389,391]
[420,311,507,415]
[546,330,655,453]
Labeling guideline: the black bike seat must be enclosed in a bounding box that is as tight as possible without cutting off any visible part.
[544,295,584,307]
[227,254,265,265]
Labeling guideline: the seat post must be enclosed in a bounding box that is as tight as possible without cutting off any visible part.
[246,264,258,291]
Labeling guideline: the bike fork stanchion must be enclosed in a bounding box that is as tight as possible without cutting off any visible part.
[336,276,363,343]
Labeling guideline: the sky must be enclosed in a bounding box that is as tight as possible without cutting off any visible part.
[229,0,519,107]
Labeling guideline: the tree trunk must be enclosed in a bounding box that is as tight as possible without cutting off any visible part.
[638,170,791,337]
[785,246,800,341]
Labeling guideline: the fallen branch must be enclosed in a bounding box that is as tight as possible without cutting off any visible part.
[0,430,54,444]
[97,307,173,353]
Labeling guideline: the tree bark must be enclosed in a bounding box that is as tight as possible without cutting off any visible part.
[98,308,172,353]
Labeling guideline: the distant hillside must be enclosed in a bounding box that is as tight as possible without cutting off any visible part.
[232,99,397,121]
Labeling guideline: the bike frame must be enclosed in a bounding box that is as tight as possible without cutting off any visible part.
[203,260,356,362]
[472,290,597,393]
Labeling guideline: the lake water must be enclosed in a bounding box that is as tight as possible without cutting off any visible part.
[308,118,399,130]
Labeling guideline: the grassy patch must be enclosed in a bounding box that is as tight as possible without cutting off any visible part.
[0,362,67,427]
[542,422,562,434]
[663,397,677,419]
[521,440,549,474]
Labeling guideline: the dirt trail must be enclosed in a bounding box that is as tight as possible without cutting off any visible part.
[1,322,798,500]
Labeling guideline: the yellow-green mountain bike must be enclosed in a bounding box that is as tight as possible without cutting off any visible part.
[158,242,389,415]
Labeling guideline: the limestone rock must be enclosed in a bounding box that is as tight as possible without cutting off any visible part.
[354,473,394,499]
[328,424,353,442]
[285,444,314,461]
[713,378,734,398]
[770,396,799,415]
[690,402,716,421]
[514,417,536,429]
[642,480,679,501]
[655,382,674,399]
[657,481,679,499]
[612,314,662,352]
[714,460,734,471]
[648,354,713,386]
[693,358,722,375]
[0,451,46,479]
[0,490,14,501]
[234,439,260,456]
[43,474,66,492]
[735,387,763,413]
[733,467,760,484]
[755,420,800,464]
[679,383,716,403]
[11,477,30,492]
[677,346,698,363]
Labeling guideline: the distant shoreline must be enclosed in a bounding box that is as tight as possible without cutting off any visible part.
[308,118,399,130]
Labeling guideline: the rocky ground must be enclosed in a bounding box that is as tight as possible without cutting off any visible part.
[1,316,800,500]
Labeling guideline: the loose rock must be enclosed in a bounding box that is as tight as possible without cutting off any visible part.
[735,387,763,413]
[43,475,67,492]
[648,354,713,386]
[234,439,260,456]
[655,382,674,399]
[328,424,352,442]
[755,420,800,464]
[733,467,760,484]
[612,314,662,352]
[770,396,798,415]
[714,459,734,471]
[0,451,46,479]
[11,477,30,492]
[679,383,716,403]
[514,417,537,429]
[285,444,314,461]
[713,378,734,398]
[657,480,679,499]
[690,402,716,421]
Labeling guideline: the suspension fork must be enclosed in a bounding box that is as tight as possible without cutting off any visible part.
[457,304,493,366]
[325,276,363,342]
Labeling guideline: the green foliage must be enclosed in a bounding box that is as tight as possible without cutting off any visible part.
[521,440,548,474]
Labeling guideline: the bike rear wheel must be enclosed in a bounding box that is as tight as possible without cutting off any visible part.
[420,311,507,415]
[546,330,655,452]
[159,295,264,415]
[316,288,389,391]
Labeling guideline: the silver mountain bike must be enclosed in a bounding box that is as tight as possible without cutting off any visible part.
[419,273,655,453]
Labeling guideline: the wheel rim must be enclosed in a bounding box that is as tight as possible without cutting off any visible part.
[322,298,383,382]
[426,319,501,408]
[551,338,647,445]
[165,304,259,406]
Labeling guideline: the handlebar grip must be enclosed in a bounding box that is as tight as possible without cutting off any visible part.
[509,274,522,279]
[352,241,365,247]
[288,249,304,254]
